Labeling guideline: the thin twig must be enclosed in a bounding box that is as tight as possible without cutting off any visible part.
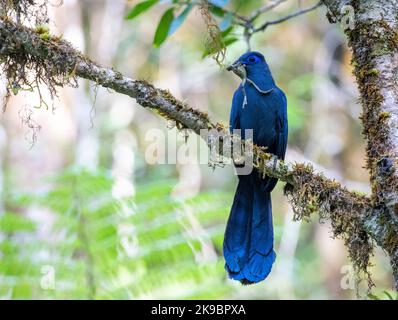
[249,0,287,22]
[253,1,322,33]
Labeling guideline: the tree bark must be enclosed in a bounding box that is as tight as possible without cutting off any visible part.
[323,0,398,290]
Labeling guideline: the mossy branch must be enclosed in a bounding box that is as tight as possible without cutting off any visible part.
[0,15,397,290]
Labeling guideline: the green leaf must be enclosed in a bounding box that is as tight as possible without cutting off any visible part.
[383,291,394,300]
[153,8,175,48]
[367,294,380,300]
[209,5,225,17]
[201,37,237,58]
[223,37,238,47]
[125,0,158,20]
[221,26,233,37]
[168,4,193,36]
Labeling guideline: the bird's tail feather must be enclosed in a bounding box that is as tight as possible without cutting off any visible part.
[223,175,276,284]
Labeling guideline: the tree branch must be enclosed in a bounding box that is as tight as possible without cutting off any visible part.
[0,15,396,290]
[229,0,323,50]
[249,0,288,22]
[253,1,323,33]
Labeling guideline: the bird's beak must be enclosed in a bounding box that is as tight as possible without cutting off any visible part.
[226,60,246,79]
[226,60,242,71]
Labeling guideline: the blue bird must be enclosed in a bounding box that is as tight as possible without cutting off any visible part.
[224,51,288,284]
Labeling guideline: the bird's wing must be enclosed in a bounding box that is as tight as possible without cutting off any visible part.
[253,87,288,192]
[229,87,243,132]
[274,88,288,160]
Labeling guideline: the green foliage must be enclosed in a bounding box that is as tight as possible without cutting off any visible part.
[368,290,398,300]
[0,168,233,299]
[153,8,175,47]
[125,0,236,54]
[0,212,36,233]
[208,4,225,17]
[125,0,159,20]
[201,26,237,58]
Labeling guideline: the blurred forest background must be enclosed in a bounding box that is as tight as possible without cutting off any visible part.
[0,0,395,299]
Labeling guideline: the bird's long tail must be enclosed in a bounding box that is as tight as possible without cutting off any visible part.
[223,174,276,284]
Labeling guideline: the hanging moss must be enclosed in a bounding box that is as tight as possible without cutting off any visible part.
[0,1,76,111]
[198,0,226,67]
[0,19,79,110]
[283,163,374,291]
[0,0,50,25]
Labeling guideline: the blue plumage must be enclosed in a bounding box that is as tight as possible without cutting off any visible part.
[224,51,288,284]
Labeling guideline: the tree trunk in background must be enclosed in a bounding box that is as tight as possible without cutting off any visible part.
[73,1,99,170]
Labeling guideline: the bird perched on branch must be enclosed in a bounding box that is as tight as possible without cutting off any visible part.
[224,51,288,284]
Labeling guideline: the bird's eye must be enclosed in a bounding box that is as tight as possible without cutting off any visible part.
[248,56,257,63]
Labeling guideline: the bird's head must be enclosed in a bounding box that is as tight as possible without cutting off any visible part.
[226,51,267,79]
